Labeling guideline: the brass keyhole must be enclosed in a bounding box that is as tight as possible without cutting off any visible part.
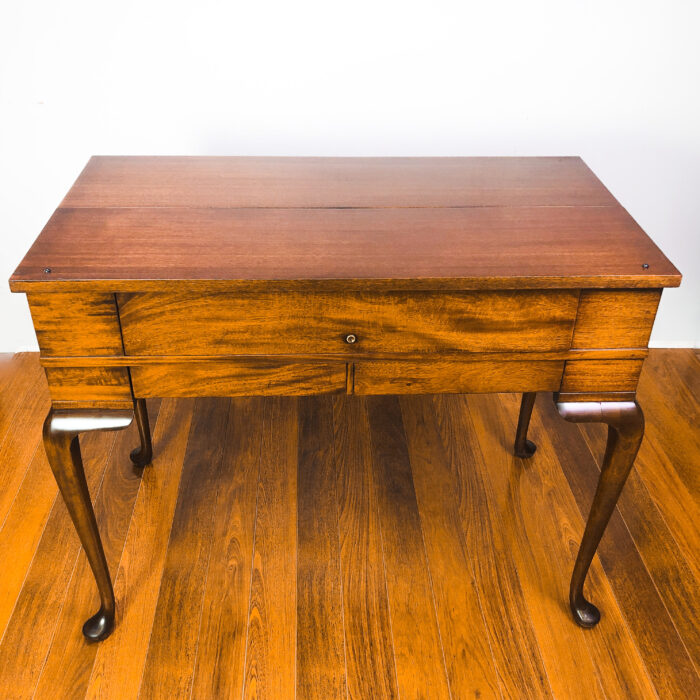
[345,334,357,344]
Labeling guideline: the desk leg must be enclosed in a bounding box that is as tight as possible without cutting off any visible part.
[555,399,644,627]
[514,392,537,458]
[43,408,135,641]
[130,398,153,467]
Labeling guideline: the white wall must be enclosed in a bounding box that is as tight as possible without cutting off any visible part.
[1,0,698,350]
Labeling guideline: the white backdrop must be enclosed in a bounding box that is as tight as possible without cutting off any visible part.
[1,0,698,350]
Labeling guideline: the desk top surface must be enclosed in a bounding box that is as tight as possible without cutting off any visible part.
[10,156,681,292]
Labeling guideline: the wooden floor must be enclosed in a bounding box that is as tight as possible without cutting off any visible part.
[0,351,698,699]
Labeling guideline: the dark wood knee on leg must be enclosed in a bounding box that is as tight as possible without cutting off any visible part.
[130,398,153,467]
[514,392,537,458]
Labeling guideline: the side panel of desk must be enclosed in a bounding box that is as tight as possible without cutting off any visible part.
[557,290,661,401]
[27,292,133,408]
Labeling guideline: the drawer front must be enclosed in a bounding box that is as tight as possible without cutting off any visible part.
[117,290,579,356]
[130,360,347,397]
[353,360,564,395]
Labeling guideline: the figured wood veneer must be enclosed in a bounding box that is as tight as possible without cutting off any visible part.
[560,360,645,394]
[27,293,123,356]
[117,290,579,356]
[43,367,132,404]
[130,361,347,397]
[353,360,564,395]
[571,290,662,349]
[13,155,680,406]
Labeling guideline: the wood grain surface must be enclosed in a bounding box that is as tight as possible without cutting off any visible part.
[59,156,617,208]
[189,398,265,698]
[10,157,680,292]
[11,206,680,292]
[130,361,347,397]
[43,367,132,404]
[332,396,399,698]
[0,351,698,698]
[353,359,564,394]
[366,395,452,699]
[27,293,123,357]
[296,396,347,698]
[559,359,644,394]
[244,397,298,698]
[571,290,661,349]
[137,398,229,698]
[117,289,578,355]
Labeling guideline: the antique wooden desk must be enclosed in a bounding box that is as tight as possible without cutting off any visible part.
[10,157,681,642]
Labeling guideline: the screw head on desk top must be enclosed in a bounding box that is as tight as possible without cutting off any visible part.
[345,333,357,344]
[642,263,649,269]
[43,267,51,273]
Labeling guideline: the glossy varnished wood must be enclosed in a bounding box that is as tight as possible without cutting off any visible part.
[43,367,132,405]
[190,398,264,698]
[431,393,554,696]
[243,397,298,698]
[296,396,347,697]
[537,391,700,696]
[560,359,644,395]
[366,395,452,698]
[6,157,683,654]
[59,156,619,208]
[117,289,579,355]
[86,399,195,698]
[332,396,399,697]
[0,352,698,698]
[571,290,662,348]
[556,400,645,627]
[353,359,564,394]
[11,206,680,292]
[26,293,124,356]
[399,394,502,696]
[514,391,537,458]
[130,360,347,397]
[491,392,660,698]
[33,401,161,697]
[41,408,135,640]
[130,399,152,467]
[11,158,681,291]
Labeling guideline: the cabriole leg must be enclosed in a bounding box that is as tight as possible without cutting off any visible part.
[130,398,153,467]
[514,391,537,458]
[43,408,134,641]
[556,399,644,627]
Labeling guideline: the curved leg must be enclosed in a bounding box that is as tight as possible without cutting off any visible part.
[514,392,537,458]
[130,398,153,467]
[43,408,134,641]
[556,400,644,627]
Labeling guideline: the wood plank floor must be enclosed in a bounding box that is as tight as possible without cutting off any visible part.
[0,350,698,699]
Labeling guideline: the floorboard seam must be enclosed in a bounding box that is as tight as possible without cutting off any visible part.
[239,399,265,700]
[134,401,198,700]
[365,399,401,700]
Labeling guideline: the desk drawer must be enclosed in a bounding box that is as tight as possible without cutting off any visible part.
[130,360,347,397]
[353,359,564,395]
[117,290,578,356]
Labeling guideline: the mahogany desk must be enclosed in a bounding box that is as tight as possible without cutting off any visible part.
[10,157,681,642]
